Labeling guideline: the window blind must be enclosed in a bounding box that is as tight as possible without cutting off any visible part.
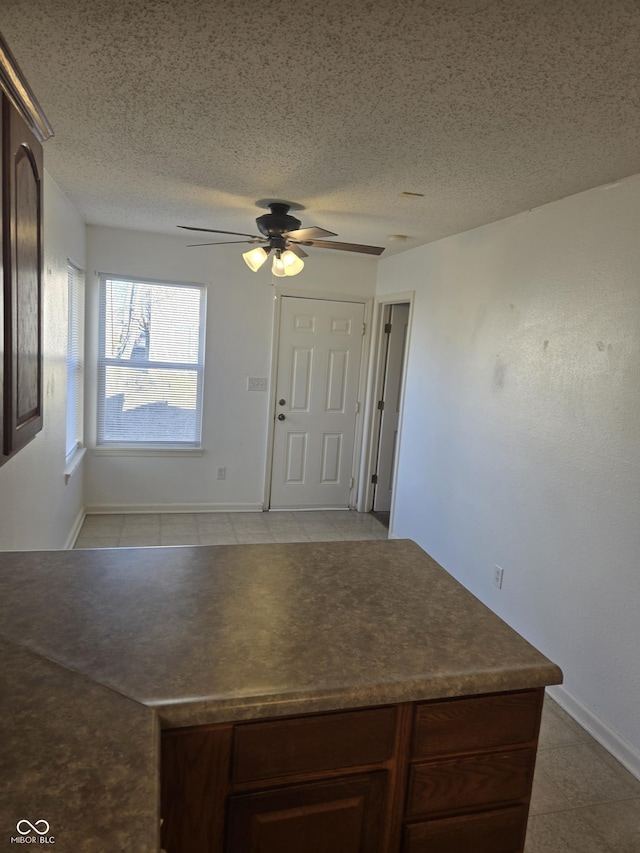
[97,276,206,447]
[66,261,85,459]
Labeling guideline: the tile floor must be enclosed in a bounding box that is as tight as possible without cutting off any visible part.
[527,697,640,852]
[73,509,390,549]
[74,511,640,851]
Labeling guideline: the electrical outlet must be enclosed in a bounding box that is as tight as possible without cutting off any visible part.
[494,565,504,589]
[216,467,226,480]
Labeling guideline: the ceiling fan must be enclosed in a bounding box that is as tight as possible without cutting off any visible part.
[178,201,385,277]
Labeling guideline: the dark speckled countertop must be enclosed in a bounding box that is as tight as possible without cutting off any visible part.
[0,539,561,851]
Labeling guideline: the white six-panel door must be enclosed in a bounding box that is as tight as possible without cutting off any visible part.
[270,296,365,509]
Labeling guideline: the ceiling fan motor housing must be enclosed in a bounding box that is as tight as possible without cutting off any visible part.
[256,203,301,237]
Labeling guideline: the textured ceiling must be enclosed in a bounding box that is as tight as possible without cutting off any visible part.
[2,0,640,256]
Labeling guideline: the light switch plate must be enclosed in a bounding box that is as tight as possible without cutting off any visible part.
[247,377,268,391]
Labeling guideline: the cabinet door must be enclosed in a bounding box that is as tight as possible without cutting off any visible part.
[226,771,388,853]
[3,94,43,456]
[161,725,233,853]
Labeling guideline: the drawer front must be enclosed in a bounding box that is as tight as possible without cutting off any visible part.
[406,748,536,819]
[403,805,528,853]
[412,690,542,760]
[232,706,397,783]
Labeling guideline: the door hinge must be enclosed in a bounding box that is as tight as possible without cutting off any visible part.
[377,400,384,411]
[384,322,392,334]
[362,322,366,336]
[350,477,354,489]
[371,473,378,485]
[355,401,360,413]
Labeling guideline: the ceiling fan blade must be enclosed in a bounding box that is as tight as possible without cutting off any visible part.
[178,225,261,239]
[286,242,308,259]
[285,226,337,241]
[302,239,385,256]
[186,240,258,247]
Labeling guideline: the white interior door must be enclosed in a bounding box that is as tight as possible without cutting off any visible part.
[270,296,365,509]
[373,303,409,512]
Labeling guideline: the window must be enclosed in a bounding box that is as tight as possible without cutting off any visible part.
[98,276,206,448]
[66,261,85,461]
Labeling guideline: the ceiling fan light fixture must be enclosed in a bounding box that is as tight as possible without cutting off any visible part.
[183,201,384,275]
[242,246,269,271]
[281,249,305,276]
[272,252,287,277]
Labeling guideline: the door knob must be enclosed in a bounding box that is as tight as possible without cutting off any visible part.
[278,399,286,406]
[277,413,286,421]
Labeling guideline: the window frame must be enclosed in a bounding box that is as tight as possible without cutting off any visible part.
[97,274,207,450]
[66,260,85,463]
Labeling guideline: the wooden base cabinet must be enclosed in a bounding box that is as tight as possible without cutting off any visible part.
[161,689,544,853]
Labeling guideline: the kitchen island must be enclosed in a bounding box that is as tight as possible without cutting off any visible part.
[0,539,561,851]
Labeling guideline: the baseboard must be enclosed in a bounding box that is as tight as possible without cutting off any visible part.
[83,502,265,514]
[547,684,640,781]
[64,508,86,549]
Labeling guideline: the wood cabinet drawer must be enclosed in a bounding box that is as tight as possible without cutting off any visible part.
[412,690,542,760]
[231,706,397,783]
[403,805,528,853]
[406,748,536,819]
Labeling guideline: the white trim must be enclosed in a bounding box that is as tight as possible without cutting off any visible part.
[96,272,206,290]
[64,508,86,549]
[262,289,281,510]
[64,446,87,483]
[263,290,374,511]
[91,447,205,457]
[350,297,374,509]
[358,291,415,533]
[97,274,207,448]
[66,260,85,459]
[83,502,264,514]
[273,284,373,304]
[547,684,640,781]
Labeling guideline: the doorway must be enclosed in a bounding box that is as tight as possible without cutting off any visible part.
[372,303,409,512]
[269,296,367,509]
[360,297,412,524]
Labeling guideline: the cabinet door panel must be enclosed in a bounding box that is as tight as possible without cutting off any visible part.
[407,748,535,819]
[227,772,388,853]
[161,725,233,853]
[3,95,43,456]
[403,805,528,853]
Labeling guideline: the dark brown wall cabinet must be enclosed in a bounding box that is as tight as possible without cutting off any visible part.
[0,34,52,466]
[161,688,544,853]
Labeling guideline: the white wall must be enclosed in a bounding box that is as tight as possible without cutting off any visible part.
[377,174,640,773]
[84,226,377,510]
[0,173,86,550]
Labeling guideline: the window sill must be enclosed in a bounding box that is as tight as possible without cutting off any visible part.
[92,447,205,457]
[64,447,87,483]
